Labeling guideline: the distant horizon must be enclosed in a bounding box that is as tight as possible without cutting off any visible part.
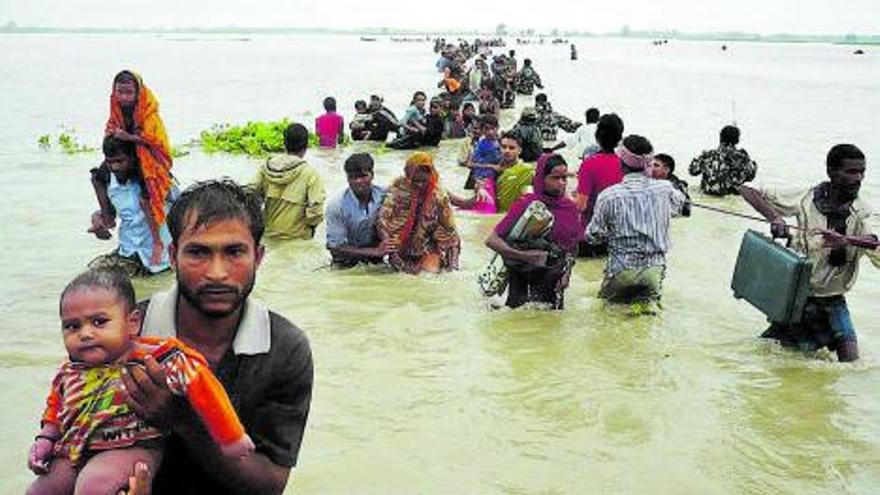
[1,22,878,42]
[2,0,879,36]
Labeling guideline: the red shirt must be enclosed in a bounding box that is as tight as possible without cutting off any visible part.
[315,112,344,148]
[577,152,623,225]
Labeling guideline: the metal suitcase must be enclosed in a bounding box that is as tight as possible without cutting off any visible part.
[731,229,813,324]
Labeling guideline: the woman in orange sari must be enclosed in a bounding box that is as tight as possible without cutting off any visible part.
[377,152,461,274]
[90,71,175,272]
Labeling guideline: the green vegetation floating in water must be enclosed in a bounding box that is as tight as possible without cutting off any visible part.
[171,146,190,158]
[200,120,289,156]
[199,119,349,157]
[37,131,96,154]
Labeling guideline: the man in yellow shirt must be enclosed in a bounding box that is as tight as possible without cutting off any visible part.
[251,124,326,239]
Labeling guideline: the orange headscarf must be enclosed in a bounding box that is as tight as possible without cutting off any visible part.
[397,152,439,247]
[105,71,173,227]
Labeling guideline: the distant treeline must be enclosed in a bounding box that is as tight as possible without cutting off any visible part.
[0,24,877,45]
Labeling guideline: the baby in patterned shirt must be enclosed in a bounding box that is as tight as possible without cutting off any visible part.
[27,268,253,495]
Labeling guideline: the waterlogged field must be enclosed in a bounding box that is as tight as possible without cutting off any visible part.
[1,33,879,494]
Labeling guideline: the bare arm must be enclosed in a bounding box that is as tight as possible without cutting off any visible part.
[739,185,788,237]
[485,231,546,266]
[121,356,290,495]
[739,185,781,222]
[91,172,115,219]
[575,193,588,212]
[329,241,394,260]
[468,162,503,172]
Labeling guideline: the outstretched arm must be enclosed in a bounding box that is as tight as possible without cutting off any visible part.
[738,185,788,237]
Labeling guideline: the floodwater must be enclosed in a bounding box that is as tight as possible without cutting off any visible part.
[1,33,879,494]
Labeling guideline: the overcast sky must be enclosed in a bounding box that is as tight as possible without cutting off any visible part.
[1,0,878,34]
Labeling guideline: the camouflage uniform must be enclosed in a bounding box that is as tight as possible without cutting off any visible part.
[535,102,581,142]
[687,145,757,196]
[515,66,544,95]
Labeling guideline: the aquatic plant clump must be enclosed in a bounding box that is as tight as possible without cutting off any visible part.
[199,119,291,156]
[199,119,347,156]
[37,131,96,154]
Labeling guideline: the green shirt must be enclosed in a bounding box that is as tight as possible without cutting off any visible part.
[496,161,535,212]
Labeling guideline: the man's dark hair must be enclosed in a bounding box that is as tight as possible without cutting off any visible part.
[654,153,676,173]
[61,267,136,315]
[523,58,532,66]
[500,131,522,147]
[535,93,548,104]
[720,125,740,146]
[284,123,309,153]
[479,114,498,128]
[168,178,265,246]
[622,134,653,155]
[102,135,136,159]
[827,144,865,172]
[323,96,337,112]
[595,113,625,151]
[344,153,375,176]
[585,108,600,124]
[462,102,475,112]
[354,100,367,110]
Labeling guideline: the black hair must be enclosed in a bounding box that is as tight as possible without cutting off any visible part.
[113,70,138,88]
[354,100,367,110]
[344,153,375,176]
[323,96,337,112]
[500,131,522,147]
[720,125,740,146]
[462,102,475,111]
[411,91,427,104]
[167,178,265,246]
[622,134,653,155]
[535,93,548,103]
[61,267,136,315]
[284,123,309,153]
[595,113,625,152]
[585,108,600,124]
[523,58,532,66]
[654,153,676,173]
[102,135,136,159]
[543,154,567,175]
[479,114,498,128]
[827,144,865,172]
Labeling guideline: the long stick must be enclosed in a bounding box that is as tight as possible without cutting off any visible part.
[689,202,809,232]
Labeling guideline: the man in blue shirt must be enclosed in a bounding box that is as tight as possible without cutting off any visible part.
[325,153,394,267]
[88,136,177,276]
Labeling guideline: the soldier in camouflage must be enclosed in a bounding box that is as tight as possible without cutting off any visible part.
[688,125,757,196]
[535,93,581,142]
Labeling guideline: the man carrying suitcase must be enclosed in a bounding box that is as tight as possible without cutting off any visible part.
[739,144,880,362]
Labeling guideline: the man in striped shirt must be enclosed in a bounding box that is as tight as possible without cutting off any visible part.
[587,135,687,304]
